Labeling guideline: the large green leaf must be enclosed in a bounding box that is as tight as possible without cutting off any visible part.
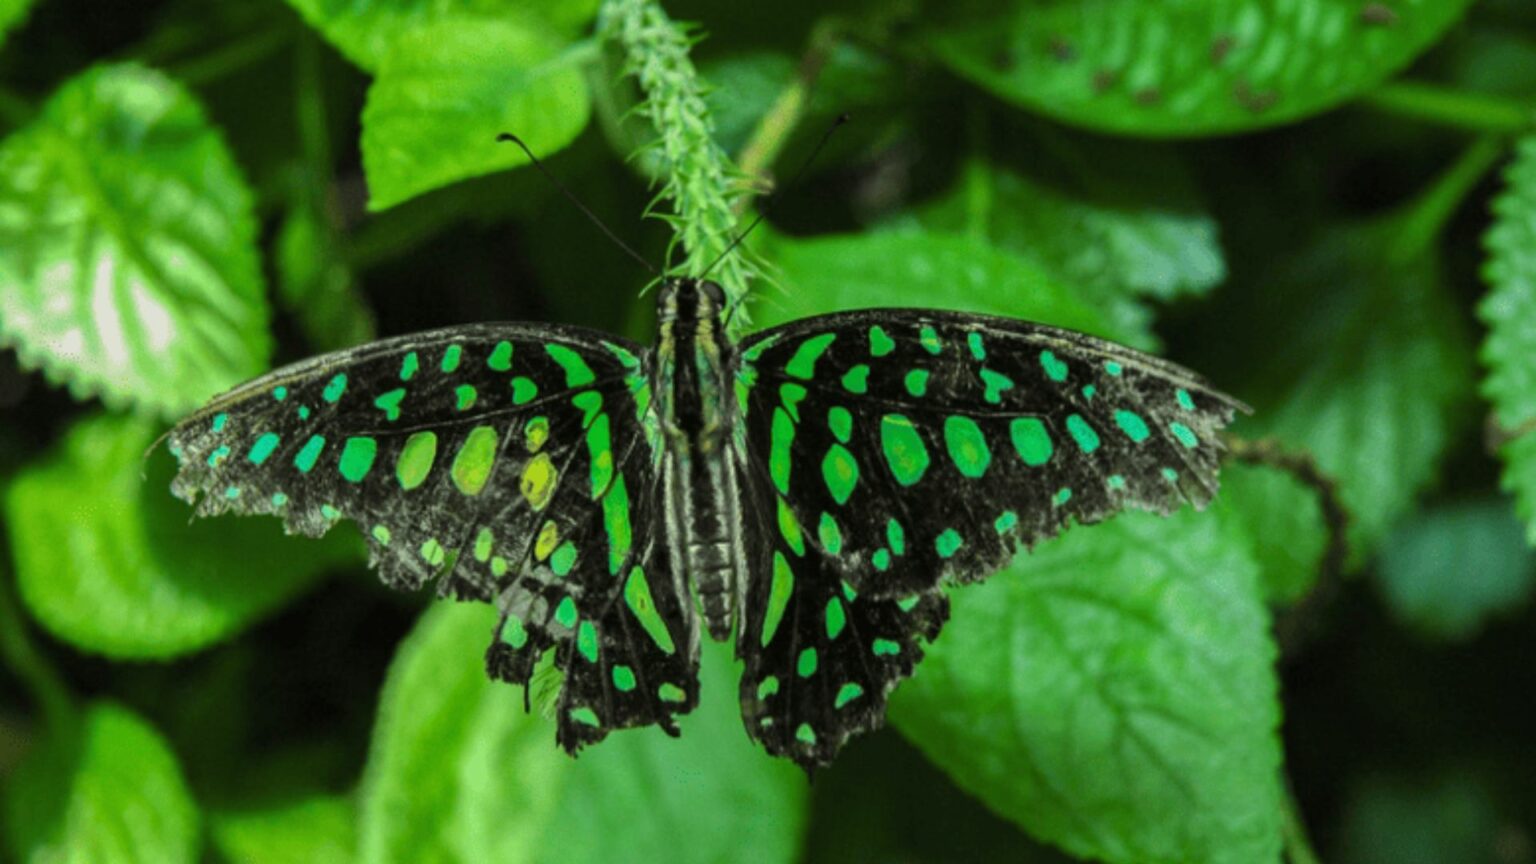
[759,229,1139,345]
[906,154,1225,347]
[3,703,199,864]
[1208,222,1475,561]
[1218,463,1328,604]
[284,0,599,72]
[358,602,808,864]
[5,414,360,659]
[927,0,1476,137]
[360,19,592,211]
[0,63,271,419]
[893,509,1282,864]
[1375,498,1536,640]
[1481,134,1536,543]
[211,796,356,864]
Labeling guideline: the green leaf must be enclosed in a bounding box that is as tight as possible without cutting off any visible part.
[1375,498,1536,640]
[927,0,1476,137]
[1480,134,1536,543]
[4,414,360,659]
[0,63,271,419]
[3,703,199,864]
[906,153,1225,347]
[759,229,1142,345]
[360,19,592,211]
[284,0,599,72]
[1209,221,1475,561]
[359,602,808,864]
[1217,463,1328,604]
[212,796,356,864]
[0,0,36,52]
[893,509,1282,864]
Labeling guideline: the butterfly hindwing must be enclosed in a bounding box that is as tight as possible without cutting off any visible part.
[732,309,1245,766]
[168,323,699,747]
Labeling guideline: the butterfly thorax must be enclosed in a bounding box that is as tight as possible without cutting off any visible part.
[654,279,748,641]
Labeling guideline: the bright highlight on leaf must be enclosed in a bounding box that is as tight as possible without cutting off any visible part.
[0,63,272,418]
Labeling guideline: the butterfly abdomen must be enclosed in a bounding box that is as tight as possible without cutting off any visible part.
[657,279,750,641]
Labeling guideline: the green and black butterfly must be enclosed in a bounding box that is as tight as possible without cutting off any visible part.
[167,276,1244,769]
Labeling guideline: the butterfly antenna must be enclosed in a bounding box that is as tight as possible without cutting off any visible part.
[703,112,850,281]
[497,132,659,276]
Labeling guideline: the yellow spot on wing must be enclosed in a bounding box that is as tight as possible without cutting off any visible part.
[521,452,558,510]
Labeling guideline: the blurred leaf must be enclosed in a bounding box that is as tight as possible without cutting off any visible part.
[359,602,808,864]
[212,795,355,864]
[360,19,592,211]
[1375,498,1536,640]
[1337,771,1506,864]
[276,203,375,352]
[893,509,1282,864]
[1212,221,1475,562]
[5,414,360,659]
[284,0,598,72]
[0,0,36,52]
[759,229,1142,345]
[927,0,1476,137]
[1445,26,1536,98]
[3,702,199,864]
[1481,134,1536,543]
[0,63,271,419]
[1218,463,1328,603]
[906,154,1225,347]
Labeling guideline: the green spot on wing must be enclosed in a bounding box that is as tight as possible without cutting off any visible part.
[400,351,419,381]
[1170,422,1199,448]
[797,647,818,677]
[550,542,577,576]
[323,374,347,403]
[555,596,578,629]
[247,433,280,465]
[577,620,598,662]
[770,408,795,495]
[488,341,513,371]
[545,343,595,387]
[904,368,929,397]
[294,435,325,473]
[624,567,675,654]
[1066,413,1100,454]
[1040,350,1068,383]
[828,406,852,443]
[821,444,860,505]
[818,512,843,554]
[339,437,377,482]
[935,528,963,558]
[450,426,499,496]
[762,552,794,647]
[880,414,929,486]
[1115,410,1151,442]
[659,683,687,703]
[919,325,942,355]
[785,333,836,380]
[841,364,870,394]
[1010,418,1052,466]
[835,682,864,709]
[777,496,805,555]
[454,384,477,410]
[396,431,438,490]
[943,415,991,478]
[374,387,406,421]
[570,706,600,727]
[612,665,637,691]
[440,345,462,372]
[887,518,905,555]
[825,598,846,639]
[869,325,895,356]
[872,638,900,657]
[510,377,538,404]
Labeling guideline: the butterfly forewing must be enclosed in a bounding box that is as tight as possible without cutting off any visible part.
[731,309,1245,766]
[167,323,699,747]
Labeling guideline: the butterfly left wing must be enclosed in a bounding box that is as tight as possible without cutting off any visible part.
[167,323,700,752]
[731,309,1246,766]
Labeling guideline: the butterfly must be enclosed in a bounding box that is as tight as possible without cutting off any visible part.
[166,276,1244,769]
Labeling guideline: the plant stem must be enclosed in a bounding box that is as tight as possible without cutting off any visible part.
[1363,80,1533,135]
[735,19,841,189]
[0,565,72,728]
[1393,134,1508,260]
[599,0,760,334]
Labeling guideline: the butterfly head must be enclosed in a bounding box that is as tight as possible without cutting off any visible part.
[657,278,728,326]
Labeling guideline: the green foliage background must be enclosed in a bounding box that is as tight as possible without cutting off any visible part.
[0,0,1533,862]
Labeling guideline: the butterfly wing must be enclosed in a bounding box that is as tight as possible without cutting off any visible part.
[731,309,1246,766]
[167,323,698,750]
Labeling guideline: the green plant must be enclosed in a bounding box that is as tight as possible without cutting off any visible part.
[1,0,1534,862]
